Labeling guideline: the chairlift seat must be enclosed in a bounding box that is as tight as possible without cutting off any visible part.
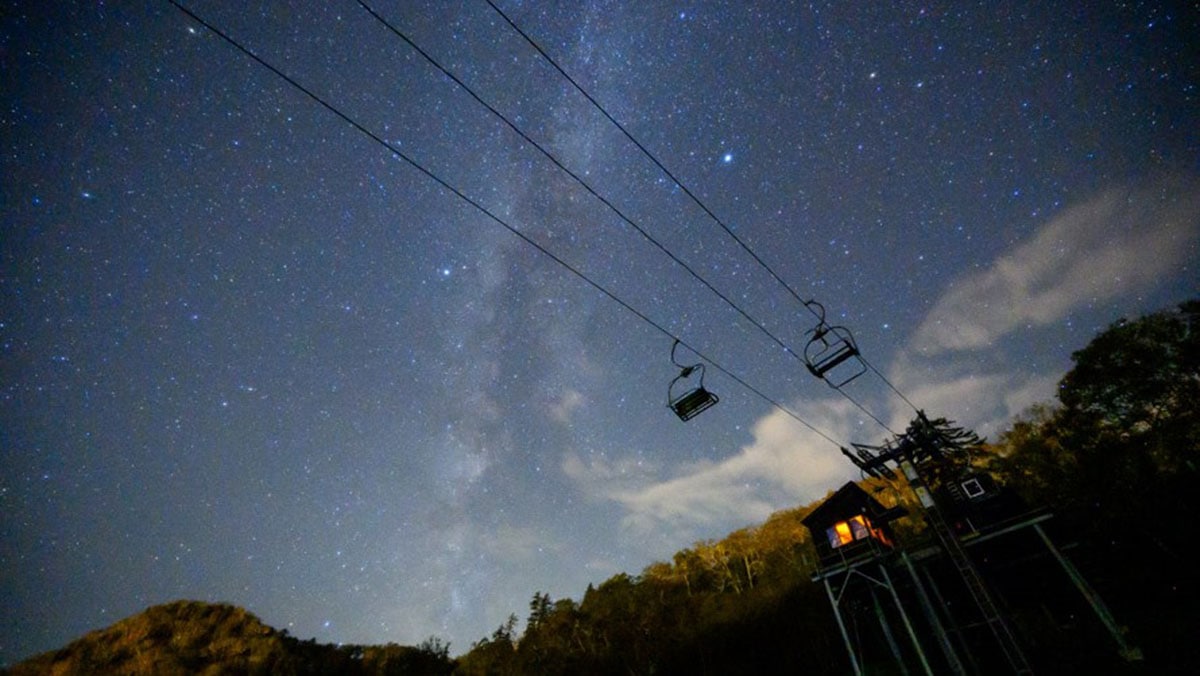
[670,386,719,421]
[666,340,720,422]
[804,324,867,387]
[807,342,859,378]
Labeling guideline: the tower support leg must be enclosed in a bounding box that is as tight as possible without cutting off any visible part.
[872,584,911,676]
[902,551,968,675]
[823,576,863,676]
[881,563,936,676]
[1033,523,1142,661]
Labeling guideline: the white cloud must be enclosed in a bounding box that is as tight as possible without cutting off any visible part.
[912,176,1200,354]
[1000,373,1061,423]
[889,175,1200,437]
[886,367,1059,439]
[562,176,1199,547]
[563,399,860,540]
[561,453,661,500]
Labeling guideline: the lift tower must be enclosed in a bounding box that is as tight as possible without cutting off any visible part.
[844,412,1034,675]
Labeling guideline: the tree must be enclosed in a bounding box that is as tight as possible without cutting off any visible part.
[724,527,763,592]
[456,615,519,676]
[1058,299,1199,474]
[417,635,451,662]
[985,403,1078,508]
[527,591,552,632]
[984,299,1200,562]
[908,413,988,494]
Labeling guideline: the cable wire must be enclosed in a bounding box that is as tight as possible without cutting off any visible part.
[484,0,922,419]
[357,0,894,434]
[167,0,844,449]
[356,3,811,376]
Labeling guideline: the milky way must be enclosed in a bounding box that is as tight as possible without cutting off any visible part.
[2,0,1196,663]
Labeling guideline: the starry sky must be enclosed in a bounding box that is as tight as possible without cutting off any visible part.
[2,0,1197,664]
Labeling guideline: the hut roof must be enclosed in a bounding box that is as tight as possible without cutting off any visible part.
[802,481,906,532]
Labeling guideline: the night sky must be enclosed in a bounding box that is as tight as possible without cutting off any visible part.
[2,0,1197,664]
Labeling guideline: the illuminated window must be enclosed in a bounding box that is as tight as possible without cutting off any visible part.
[826,515,874,549]
[827,521,853,547]
[850,515,869,540]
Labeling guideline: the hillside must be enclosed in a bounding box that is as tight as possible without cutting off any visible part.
[5,600,453,676]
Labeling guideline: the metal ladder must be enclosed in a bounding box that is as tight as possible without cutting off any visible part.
[923,501,1033,675]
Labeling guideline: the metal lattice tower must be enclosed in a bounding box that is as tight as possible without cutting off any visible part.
[845,412,1033,675]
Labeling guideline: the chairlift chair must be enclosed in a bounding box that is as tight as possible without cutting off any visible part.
[667,340,719,421]
[804,322,867,388]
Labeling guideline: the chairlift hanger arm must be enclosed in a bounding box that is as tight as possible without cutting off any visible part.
[667,339,719,421]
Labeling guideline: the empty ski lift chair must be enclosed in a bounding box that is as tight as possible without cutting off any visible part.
[667,340,719,421]
[803,302,867,388]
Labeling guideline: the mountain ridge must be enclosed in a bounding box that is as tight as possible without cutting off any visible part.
[5,599,453,675]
